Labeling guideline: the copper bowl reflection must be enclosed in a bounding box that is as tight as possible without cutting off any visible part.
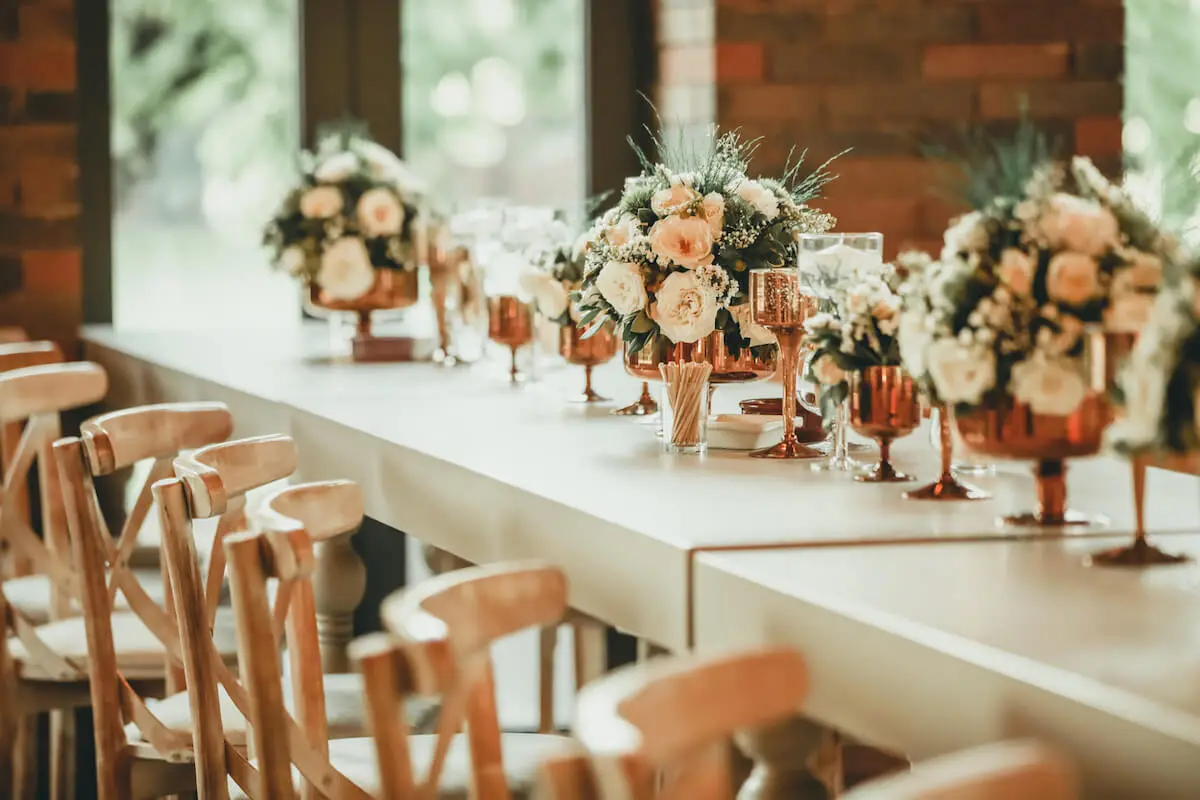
[624,331,777,384]
[309,267,420,313]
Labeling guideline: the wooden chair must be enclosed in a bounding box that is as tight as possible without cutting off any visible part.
[535,649,1077,800]
[352,561,579,799]
[0,362,107,799]
[47,429,289,799]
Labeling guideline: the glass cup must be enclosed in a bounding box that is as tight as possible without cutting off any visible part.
[661,376,710,455]
[797,232,884,300]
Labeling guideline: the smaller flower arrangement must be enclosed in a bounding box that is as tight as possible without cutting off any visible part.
[899,156,1174,418]
[264,133,426,301]
[576,130,837,355]
[518,232,586,326]
[804,265,905,422]
[1110,256,1200,454]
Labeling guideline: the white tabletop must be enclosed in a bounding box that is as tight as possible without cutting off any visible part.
[83,324,1200,651]
[694,536,1200,798]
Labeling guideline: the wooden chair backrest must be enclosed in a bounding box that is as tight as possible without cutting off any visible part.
[0,327,28,345]
[537,648,809,800]
[0,342,65,571]
[158,474,369,800]
[352,561,569,800]
[839,741,1077,800]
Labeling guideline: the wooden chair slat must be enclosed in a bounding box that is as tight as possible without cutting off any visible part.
[0,363,107,424]
[82,402,234,475]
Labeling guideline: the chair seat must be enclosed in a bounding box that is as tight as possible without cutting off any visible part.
[126,673,439,747]
[229,733,575,799]
[3,568,166,625]
[8,607,239,682]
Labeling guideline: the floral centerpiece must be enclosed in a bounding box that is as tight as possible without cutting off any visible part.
[519,229,586,326]
[264,133,426,303]
[576,131,837,356]
[804,264,904,422]
[1110,255,1200,455]
[898,156,1174,417]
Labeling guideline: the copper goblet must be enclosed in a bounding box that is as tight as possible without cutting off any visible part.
[487,296,534,384]
[746,268,821,459]
[848,366,921,482]
[904,405,991,501]
[1087,454,1193,567]
[559,323,619,403]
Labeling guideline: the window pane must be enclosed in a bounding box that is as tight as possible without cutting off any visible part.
[401,0,586,211]
[111,0,302,329]
[1125,0,1200,244]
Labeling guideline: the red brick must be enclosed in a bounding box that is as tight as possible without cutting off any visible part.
[820,197,920,240]
[923,44,1070,80]
[716,42,765,83]
[919,196,967,238]
[825,157,956,199]
[1074,116,1123,158]
[978,4,1122,43]
[21,249,79,294]
[719,84,822,124]
[17,158,77,217]
[826,84,975,125]
[0,124,76,170]
[772,41,921,82]
[660,44,715,85]
[17,7,75,41]
[979,81,1121,118]
[0,41,76,90]
[823,7,974,42]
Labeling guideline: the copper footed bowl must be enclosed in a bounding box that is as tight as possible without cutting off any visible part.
[308,267,420,313]
[624,331,777,384]
[560,323,618,366]
[955,394,1109,461]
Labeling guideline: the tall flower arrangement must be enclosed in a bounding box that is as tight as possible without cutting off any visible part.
[576,131,837,355]
[264,133,426,300]
[1110,255,1200,454]
[899,156,1174,417]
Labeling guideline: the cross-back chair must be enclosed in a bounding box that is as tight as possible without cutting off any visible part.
[535,648,1077,800]
[351,560,578,800]
[50,428,290,799]
[0,362,107,799]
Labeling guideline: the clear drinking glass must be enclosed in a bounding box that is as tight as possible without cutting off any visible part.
[661,379,710,455]
[797,232,885,299]
[928,406,998,476]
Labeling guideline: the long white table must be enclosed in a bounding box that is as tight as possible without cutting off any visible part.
[695,536,1200,798]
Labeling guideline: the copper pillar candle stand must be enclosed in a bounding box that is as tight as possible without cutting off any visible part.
[847,366,921,482]
[309,268,422,362]
[955,395,1108,527]
[1087,454,1194,567]
[487,296,535,384]
[904,406,990,501]
[559,323,619,403]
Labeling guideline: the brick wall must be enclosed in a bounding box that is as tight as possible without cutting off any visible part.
[0,0,81,351]
[657,0,1125,258]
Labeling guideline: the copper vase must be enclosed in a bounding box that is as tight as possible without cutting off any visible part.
[847,366,921,482]
[487,296,534,384]
[559,323,619,403]
[1087,453,1196,567]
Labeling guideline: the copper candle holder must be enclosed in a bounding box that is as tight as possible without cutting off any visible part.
[848,366,921,482]
[904,406,990,501]
[747,268,821,459]
[559,323,619,403]
[1087,454,1194,567]
[487,296,534,384]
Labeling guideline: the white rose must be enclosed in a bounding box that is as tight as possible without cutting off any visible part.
[1009,356,1089,416]
[595,261,648,316]
[1039,193,1119,256]
[730,302,776,347]
[811,354,846,386]
[278,245,307,277]
[648,215,715,270]
[605,215,641,247]
[317,237,376,300]
[524,273,570,319]
[650,179,698,216]
[897,310,931,377]
[1104,293,1154,334]
[927,338,996,405]
[942,211,989,258]
[356,188,405,237]
[736,180,779,221]
[1045,252,1100,306]
[997,248,1034,296]
[313,152,358,183]
[700,193,725,238]
[652,270,719,344]
[299,185,343,219]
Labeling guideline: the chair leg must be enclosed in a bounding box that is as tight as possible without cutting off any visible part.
[12,716,37,800]
[571,617,607,691]
[537,625,558,734]
[49,708,75,800]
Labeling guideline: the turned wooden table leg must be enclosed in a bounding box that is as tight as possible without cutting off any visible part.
[734,716,842,800]
[311,533,367,673]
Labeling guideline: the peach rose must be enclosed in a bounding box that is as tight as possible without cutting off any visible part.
[1127,252,1163,290]
[1039,193,1119,256]
[811,354,846,386]
[700,193,725,239]
[605,215,640,247]
[300,185,343,219]
[356,188,405,237]
[1104,293,1154,334]
[651,180,698,216]
[649,215,715,270]
[997,248,1034,296]
[652,270,718,343]
[1046,252,1100,306]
